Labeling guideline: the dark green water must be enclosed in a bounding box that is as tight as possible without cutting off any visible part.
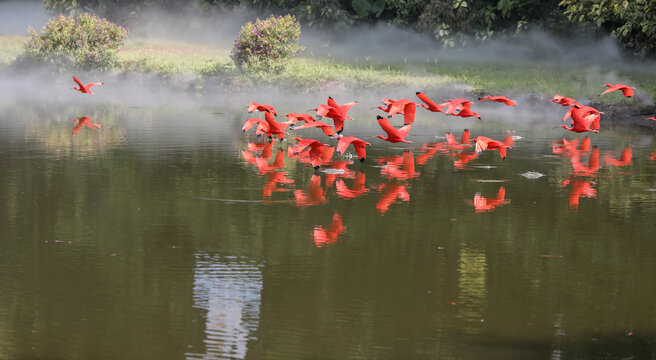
[1,101,655,359]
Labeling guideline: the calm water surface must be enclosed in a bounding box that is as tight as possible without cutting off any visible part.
[1,100,655,359]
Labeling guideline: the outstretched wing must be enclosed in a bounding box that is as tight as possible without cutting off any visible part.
[72,76,84,87]
[397,124,412,140]
[377,116,399,138]
[336,136,356,155]
[339,101,358,115]
[475,136,491,153]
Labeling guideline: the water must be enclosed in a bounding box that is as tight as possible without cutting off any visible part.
[1,100,656,359]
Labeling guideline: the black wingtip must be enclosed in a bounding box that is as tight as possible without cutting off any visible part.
[313,165,320,170]
[328,96,334,100]
[359,158,366,163]
[377,115,384,120]
[335,151,342,156]
[415,91,421,95]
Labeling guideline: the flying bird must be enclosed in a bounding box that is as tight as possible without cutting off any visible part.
[293,120,336,137]
[415,92,447,113]
[474,136,511,159]
[375,115,412,143]
[72,76,103,94]
[336,136,371,162]
[294,137,329,169]
[479,95,517,106]
[248,102,277,116]
[601,83,635,97]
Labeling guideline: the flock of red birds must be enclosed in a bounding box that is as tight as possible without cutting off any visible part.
[70,75,654,247]
[237,82,656,245]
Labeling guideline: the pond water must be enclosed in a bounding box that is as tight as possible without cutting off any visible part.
[1,99,655,359]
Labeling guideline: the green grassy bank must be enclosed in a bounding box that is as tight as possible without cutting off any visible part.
[2,35,655,105]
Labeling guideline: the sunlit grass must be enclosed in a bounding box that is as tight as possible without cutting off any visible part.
[0,35,28,65]
[1,36,655,102]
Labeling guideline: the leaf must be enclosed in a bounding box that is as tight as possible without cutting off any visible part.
[352,0,372,17]
[371,0,386,16]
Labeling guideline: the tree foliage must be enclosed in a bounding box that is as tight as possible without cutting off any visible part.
[560,0,656,56]
[24,12,129,70]
[41,0,655,57]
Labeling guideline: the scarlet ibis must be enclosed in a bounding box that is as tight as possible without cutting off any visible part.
[452,102,481,120]
[562,104,602,124]
[72,116,101,134]
[415,92,447,113]
[470,186,509,212]
[376,115,412,143]
[294,137,328,169]
[601,83,635,97]
[313,97,357,136]
[479,95,517,106]
[336,136,371,162]
[647,117,656,125]
[604,146,632,167]
[72,76,102,94]
[474,136,511,159]
[285,113,315,124]
[313,211,345,247]
[293,120,336,137]
[562,104,600,133]
[551,95,578,107]
[248,102,277,116]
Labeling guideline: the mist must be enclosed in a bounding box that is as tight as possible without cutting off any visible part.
[0,2,653,118]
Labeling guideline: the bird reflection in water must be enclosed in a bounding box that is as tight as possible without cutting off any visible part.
[72,116,101,135]
[604,146,632,168]
[313,211,345,247]
[376,183,410,214]
[562,178,597,209]
[336,172,368,200]
[467,186,509,212]
[294,175,326,207]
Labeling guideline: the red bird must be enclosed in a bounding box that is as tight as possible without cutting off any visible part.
[285,113,315,124]
[601,83,635,97]
[314,97,358,136]
[470,186,509,212]
[336,136,371,162]
[647,117,656,125]
[248,102,277,116]
[72,116,101,134]
[313,211,345,248]
[452,102,481,120]
[551,94,578,107]
[376,116,412,143]
[562,104,600,133]
[72,76,103,94]
[293,120,336,137]
[242,111,290,141]
[415,92,448,113]
[474,136,511,159]
[294,137,329,169]
[479,95,517,106]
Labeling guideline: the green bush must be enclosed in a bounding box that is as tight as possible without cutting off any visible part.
[24,13,129,70]
[230,14,303,72]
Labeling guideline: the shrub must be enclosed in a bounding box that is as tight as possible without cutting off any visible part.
[24,13,129,70]
[230,14,303,72]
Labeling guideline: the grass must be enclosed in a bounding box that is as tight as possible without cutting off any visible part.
[1,35,655,103]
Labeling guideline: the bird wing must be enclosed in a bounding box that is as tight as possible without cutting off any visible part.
[72,76,84,87]
[86,82,103,88]
[416,92,441,112]
[397,124,412,140]
[377,116,398,138]
[295,138,319,153]
[445,132,457,145]
[620,87,634,97]
[294,120,329,131]
[336,136,355,155]
[339,101,358,115]
[327,97,339,108]
[242,118,262,132]
[353,141,368,161]
[403,102,416,125]
[475,137,491,153]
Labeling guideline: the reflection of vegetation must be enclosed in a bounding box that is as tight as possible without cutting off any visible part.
[457,247,487,334]
[23,105,126,158]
